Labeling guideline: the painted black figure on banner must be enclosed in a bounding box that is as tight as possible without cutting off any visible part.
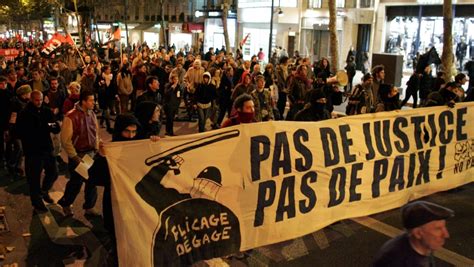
[135,130,241,266]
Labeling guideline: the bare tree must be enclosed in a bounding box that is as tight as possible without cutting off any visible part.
[221,0,231,54]
[441,0,454,81]
[159,0,168,47]
[328,0,339,73]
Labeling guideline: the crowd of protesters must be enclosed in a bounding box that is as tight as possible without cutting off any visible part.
[0,37,473,255]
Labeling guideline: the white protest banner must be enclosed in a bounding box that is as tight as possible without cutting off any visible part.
[105,103,474,266]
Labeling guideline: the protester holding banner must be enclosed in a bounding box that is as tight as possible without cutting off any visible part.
[88,114,142,251]
[294,89,331,122]
[375,83,401,112]
[58,90,100,217]
[373,201,454,267]
[135,101,162,140]
[424,82,459,108]
[221,93,256,127]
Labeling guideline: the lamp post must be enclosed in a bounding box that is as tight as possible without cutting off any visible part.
[268,0,274,63]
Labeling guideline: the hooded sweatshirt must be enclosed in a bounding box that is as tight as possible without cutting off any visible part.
[194,72,217,106]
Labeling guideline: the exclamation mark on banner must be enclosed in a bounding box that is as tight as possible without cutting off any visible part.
[437,145,446,179]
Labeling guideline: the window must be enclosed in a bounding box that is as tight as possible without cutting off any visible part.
[308,0,322,9]
[336,0,345,8]
[360,0,372,8]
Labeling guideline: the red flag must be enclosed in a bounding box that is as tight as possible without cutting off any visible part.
[41,33,67,55]
[64,34,75,46]
[109,27,121,42]
[239,33,250,47]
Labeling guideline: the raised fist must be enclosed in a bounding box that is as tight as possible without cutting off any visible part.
[166,155,184,174]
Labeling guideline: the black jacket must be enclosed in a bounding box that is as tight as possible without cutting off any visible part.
[0,89,13,130]
[136,89,162,107]
[194,82,217,105]
[163,82,182,110]
[16,103,60,156]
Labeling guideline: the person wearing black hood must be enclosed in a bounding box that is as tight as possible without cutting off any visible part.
[425,82,458,108]
[194,72,217,132]
[88,114,142,265]
[294,89,331,122]
[375,83,401,112]
[135,101,161,140]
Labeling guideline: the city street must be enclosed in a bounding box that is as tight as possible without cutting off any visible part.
[0,108,473,267]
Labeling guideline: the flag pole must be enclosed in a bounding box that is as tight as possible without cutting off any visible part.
[68,33,86,66]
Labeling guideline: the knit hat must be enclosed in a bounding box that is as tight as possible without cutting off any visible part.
[16,85,32,96]
[402,201,454,229]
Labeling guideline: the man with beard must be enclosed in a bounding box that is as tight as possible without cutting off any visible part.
[16,91,60,212]
[44,77,67,168]
[294,89,331,122]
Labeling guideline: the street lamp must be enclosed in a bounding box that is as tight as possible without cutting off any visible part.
[269,0,284,62]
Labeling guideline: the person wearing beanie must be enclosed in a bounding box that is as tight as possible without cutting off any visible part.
[135,101,162,141]
[194,72,217,132]
[375,83,401,112]
[373,201,454,267]
[294,89,331,121]
[5,84,32,176]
